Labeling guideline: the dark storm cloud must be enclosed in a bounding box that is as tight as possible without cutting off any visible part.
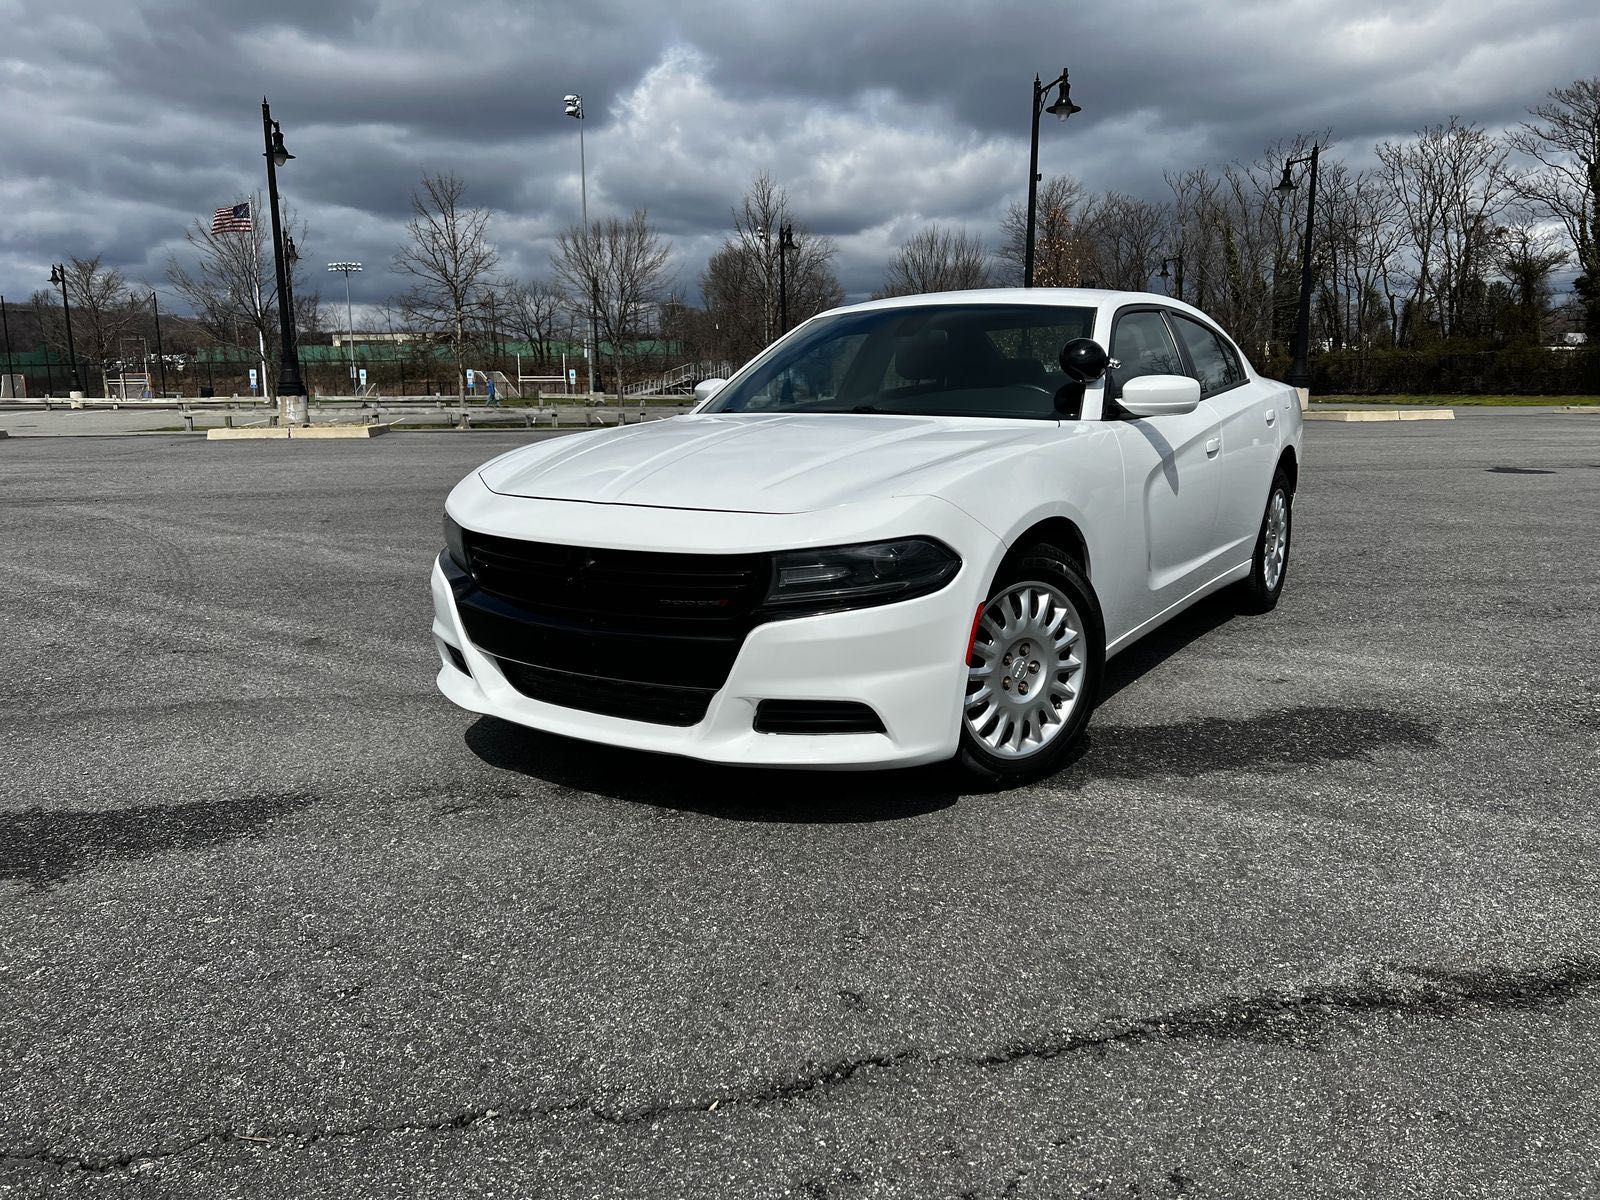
[2,0,1597,308]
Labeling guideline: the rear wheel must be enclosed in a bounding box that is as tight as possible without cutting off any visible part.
[1238,469,1293,613]
[958,544,1104,784]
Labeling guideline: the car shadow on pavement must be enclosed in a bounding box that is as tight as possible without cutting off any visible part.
[464,717,963,823]
[463,591,1275,819]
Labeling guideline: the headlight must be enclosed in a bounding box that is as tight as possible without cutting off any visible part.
[764,537,960,613]
[443,514,471,573]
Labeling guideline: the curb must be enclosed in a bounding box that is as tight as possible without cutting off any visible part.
[1556,406,1600,413]
[206,423,392,441]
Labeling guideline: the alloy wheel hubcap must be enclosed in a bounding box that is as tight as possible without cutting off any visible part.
[1263,489,1289,591]
[964,582,1085,759]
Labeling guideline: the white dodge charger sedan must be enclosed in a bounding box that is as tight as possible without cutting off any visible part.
[432,289,1302,782]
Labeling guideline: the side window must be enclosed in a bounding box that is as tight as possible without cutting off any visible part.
[1108,310,1184,398]
[1170,315,1245,395]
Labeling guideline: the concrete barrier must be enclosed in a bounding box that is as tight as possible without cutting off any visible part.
[1305,408,1456,422]
[206,423,392,441]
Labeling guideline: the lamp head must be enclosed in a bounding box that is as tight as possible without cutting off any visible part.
[50,265,62,286]
[1274,164,1296,194]
[268,122,294,167]
[1158,259,1171,281]
[779,223,798,251]
[564,94,584,119]
[284,235,299,265]
[1045,72,1081,122]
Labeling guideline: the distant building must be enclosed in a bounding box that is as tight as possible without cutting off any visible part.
[331,331,420,348]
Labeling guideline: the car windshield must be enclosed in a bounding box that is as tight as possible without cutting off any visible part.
[703,303,1098,420]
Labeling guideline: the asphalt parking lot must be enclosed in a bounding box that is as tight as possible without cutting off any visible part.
[3,411,1599,1198]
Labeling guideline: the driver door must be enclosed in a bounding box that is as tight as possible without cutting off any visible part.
[1104,308,1222,619]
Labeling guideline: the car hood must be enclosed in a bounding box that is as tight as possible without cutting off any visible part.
[477,413,1049,514]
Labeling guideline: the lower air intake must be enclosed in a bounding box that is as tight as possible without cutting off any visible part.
[753,700,887,735]
[496,658,715,727]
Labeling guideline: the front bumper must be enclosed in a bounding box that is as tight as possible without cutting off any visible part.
[430,512,999,769]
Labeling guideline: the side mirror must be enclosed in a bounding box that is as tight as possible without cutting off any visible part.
[1119,374,1201,417]
[1059,338,1109,383]
[692,378,726,405]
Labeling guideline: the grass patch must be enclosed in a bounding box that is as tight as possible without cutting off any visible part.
[1314,394,1600,407]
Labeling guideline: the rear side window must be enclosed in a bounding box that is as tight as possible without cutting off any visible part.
[1108,310,1184,398]
[1170,314,1245,395]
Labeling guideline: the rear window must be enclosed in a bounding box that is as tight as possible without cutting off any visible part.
[1170,314,1246,394]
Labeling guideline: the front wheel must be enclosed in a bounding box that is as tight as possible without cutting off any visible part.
[957,545,1105,784]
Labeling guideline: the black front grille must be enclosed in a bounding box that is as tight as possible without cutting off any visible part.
[464,532,767,633]
[495,658,715,726]
[448,536,771,725]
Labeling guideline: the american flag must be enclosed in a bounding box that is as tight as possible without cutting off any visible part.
[211,202,252,234]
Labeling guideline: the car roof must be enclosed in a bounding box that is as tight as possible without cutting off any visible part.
[823,287,1215,323]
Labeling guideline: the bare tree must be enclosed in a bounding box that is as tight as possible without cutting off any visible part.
[876,225,992,297]
[1308,160,1404,352]
[1078,193,1169,292]
[1494,220,1569,343]
[997,175,1089,286]
[503,278,570,371]
[394,171,499,400]
[552,209,673,393]
[33,257,137,392]
[1508,78,1600,339]
[699,172,843,364]
[1376,118,1511,342]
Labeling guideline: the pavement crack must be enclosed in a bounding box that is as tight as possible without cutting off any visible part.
[967,958,1600,1064]
[8,959,1596,1175]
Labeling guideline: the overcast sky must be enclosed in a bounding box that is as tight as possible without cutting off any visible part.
[2,0,1596,319]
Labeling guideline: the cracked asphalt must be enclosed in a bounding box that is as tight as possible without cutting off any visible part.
[2,411,1599,1198]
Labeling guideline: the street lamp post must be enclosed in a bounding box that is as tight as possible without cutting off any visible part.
[0,296,15,398]
[1157,252,1185,302]
[564,93,600,397]
[777,223,797,335]
[48,264,83,393]
[1274,144,1321,392]
[1024,67,1081,289]
[328,262,363,391]
[261,98,307,421]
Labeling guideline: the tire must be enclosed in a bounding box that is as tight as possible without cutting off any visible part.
[1238,468,1293,614]
[957,543,1105,785]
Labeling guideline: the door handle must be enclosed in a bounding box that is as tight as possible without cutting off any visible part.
[1205,437,1221,456]
[1265,408,1277,426]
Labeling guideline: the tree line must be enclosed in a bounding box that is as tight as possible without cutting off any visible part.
[13,75,1596,398]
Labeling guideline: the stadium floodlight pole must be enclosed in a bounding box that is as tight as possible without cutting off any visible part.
[328,262,363,389]
[48,264,83,392]
[1024,67,1081,289]
[564,92,598,397]
[261,97,307,417]
[1274,143,1320,391]
[149,291,168,395]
